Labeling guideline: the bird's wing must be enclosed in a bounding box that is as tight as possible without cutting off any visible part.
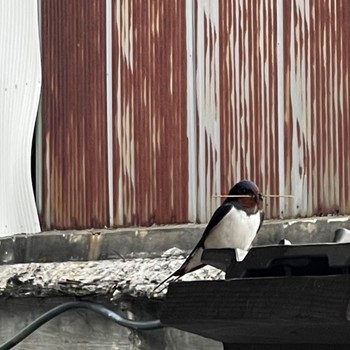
[152,203,233,294]
[257,210,264,232]
[172,202,234,276]
[198,202,235,246]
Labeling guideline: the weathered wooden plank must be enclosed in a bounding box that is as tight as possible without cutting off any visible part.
[161,275,350,344]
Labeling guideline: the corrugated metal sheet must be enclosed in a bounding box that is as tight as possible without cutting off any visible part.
[0,0,41,236]
[38,0,350,229]
[112,0,189,226]
[282,0,350,217]
[215,0,350,219]
[218,0,280,219]
[194,0,222,222]
[41,0,109,229]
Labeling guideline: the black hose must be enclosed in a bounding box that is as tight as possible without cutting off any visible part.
[0,301,163,350]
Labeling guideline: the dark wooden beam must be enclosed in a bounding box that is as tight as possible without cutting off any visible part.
[161,275,350,346]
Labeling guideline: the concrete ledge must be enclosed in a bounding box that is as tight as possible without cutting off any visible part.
[1,216,350,265]
[0,253,223,299]
[0,215,349,300]
[254,215,350,245]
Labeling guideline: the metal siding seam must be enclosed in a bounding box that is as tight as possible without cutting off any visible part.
[259,0,266,201]
[314,1,323,213]
[196,1,206,222]
[289,1,298,217]
[234,0,241,181]
[106,0,114,227]
[340,0,345,211]
[305,0,312,216]
[345,0,350,212]
[218,0,230,193]
[35,100,43,215]
[114,0,124,225]
[277,0,285,218]
[213,0,221,216]
[333,1,340,212]
[330,0,337,212]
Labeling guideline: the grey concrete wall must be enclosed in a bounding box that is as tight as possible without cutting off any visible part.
[0,297,222,350]
[1,215,350,265]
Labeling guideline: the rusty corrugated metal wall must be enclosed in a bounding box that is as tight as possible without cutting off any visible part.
[111,0,189,226]
[206,0,350,219]
[40,0,350,229]
[282,0,350,217]
[41,0,109,229]
[219,0,280,219]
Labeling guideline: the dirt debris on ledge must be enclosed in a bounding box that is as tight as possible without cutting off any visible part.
[0,248,224,300]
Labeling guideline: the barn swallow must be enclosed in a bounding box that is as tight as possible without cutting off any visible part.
[153,180,264,293]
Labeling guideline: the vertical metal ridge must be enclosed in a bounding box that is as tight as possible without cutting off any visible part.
[106,0,114,227]
[342,0,350,212]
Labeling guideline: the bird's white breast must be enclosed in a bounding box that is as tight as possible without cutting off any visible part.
[204,206,261,251]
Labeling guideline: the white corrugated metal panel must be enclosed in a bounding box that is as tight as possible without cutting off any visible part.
[0,0,41,236]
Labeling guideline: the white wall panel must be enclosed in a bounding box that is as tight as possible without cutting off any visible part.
[0,0,41,236]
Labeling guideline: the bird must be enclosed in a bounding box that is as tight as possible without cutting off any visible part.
[153,180,264,293]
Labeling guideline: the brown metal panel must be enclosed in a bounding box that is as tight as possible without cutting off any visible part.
[342,0,350,212]
[218,0,350,219]
[112,0,188,226]
[219,0,280,219]
[41,0,109,229]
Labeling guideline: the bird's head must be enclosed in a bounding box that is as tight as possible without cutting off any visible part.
[226,180,263,211]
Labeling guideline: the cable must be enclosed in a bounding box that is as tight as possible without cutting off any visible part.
[0,301,163,350]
